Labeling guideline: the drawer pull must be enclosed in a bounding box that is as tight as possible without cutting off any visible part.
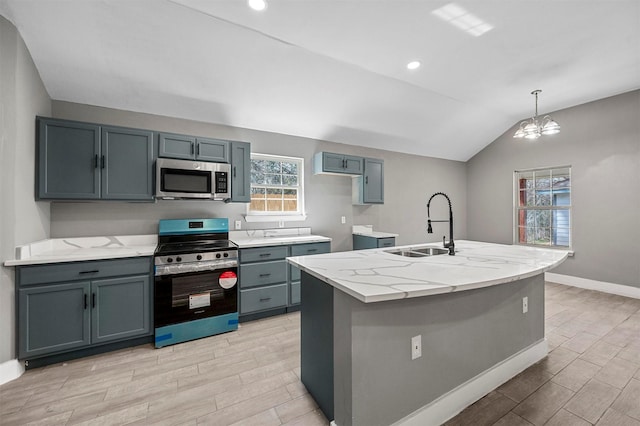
[79,270,100,275]
[307,249,318,253]
[259,297,272,302]
[259,273,271,277]
[259,253,272,257]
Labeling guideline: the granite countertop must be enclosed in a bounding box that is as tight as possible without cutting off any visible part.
[4,235,158,266]
[229,228,331,248]
[286,240,568,303]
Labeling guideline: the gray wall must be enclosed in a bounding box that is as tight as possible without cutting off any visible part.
[50,101,468,253]
[467,90,640,289]
[0,16,51,364]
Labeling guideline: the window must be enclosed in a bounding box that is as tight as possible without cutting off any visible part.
[514,166,571,248]
[248,153,305,220]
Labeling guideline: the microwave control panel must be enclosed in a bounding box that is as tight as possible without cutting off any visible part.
[215,171,228,193]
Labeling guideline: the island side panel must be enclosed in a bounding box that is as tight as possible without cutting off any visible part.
[340,274,545,426]
[300,271,335,420]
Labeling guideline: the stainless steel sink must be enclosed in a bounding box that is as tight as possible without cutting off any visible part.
[384,247,450,257]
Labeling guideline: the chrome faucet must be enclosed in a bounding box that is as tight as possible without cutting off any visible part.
[427,192,455,255]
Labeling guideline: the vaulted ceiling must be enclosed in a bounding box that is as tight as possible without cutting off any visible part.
[1,0,638,161]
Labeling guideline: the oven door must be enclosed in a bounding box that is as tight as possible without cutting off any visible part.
[154,267,238,328]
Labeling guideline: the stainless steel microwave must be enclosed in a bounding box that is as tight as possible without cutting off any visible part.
[156,158,231,201]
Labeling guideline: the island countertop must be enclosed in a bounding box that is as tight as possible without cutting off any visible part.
[286,240,568,303]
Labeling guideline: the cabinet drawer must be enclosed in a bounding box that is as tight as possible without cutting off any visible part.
[377,238,396,248]
[18,257,151,286]
[240,261,287,288]
[290,242,330,257]
[240,284,287,314]
[290,281,301,305]
[240,246,288,263]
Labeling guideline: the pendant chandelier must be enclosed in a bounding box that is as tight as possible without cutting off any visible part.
[513,90,560,139]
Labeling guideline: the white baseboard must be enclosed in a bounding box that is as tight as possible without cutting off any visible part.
[545,273,640,300]
[0,358,24,386]
[391,339,548,426]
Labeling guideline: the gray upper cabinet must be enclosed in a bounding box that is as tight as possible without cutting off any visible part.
[313,152,363,175]
[230,141,251,202]
[101,126,154,200]
[158,132,229,163]
[37,117,154,201]
[353,158,384,204]
[38,118,101,199]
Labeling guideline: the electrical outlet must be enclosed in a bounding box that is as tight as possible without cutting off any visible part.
[341,216,346,224]
[411,335,422,360]
[522,296,528,314]
[235,220,241,230]
[278,220,285,228]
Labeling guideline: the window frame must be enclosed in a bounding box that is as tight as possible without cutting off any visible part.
[513,166,572,250]
[245,153,306,222]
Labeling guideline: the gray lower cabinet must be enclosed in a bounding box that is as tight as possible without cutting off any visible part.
[353,234,395,250]
[37,117,154,201]
[158,132,229,163]
[16,257,152,361]
[289,242,331,306]
[239,241,330,321]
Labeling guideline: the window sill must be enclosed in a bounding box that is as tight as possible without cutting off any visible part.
[244,214,307,223]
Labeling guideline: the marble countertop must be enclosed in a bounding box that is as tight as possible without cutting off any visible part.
[286,240,568,303]
[4,235,158,266]
[351,225,398,239]
[5,228,332,266]
[229,228,331,248]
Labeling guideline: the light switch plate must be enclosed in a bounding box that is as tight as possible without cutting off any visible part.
[235,220,241,230]
[411,335,422,360]
[522,296,528,313]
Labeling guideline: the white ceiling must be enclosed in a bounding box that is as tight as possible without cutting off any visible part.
[1,0,638,161]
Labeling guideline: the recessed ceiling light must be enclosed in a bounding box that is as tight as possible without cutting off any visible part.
[248,0,267,11]
[407,61,421,70]
[432,3,493,37]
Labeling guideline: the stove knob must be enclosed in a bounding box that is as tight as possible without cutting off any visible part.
[196,254,203,261]
[176,257,182,262]
[167,257,173,263]
[223,252,229,258]
[216,253,221,259]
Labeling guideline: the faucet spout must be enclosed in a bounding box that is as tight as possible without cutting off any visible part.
[427,192,455,255]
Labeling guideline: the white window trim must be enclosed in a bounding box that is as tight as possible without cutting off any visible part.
[512,165,573,251]
[245,153,306,223]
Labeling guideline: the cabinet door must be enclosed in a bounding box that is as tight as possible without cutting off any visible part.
[18,282,90,359]
[363,158,384,204]
[343,155,364,174]
[321,152,348,173]
[230,141,251,202]
[37,117,100,199]
[91,275,151,345]
[101,126,154,200]
[158,132,196,160]
[196,138,229,163]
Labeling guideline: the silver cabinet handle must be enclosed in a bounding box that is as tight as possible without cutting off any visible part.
[259,297,272,302]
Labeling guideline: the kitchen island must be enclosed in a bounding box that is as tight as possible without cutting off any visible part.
[287,240,568,426]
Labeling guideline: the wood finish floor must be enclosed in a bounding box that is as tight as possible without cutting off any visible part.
[1,282,639,426]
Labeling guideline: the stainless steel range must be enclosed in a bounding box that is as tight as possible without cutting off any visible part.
[154,218,238,348]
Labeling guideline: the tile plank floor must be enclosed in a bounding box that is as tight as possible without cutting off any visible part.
[1,282,639,425]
